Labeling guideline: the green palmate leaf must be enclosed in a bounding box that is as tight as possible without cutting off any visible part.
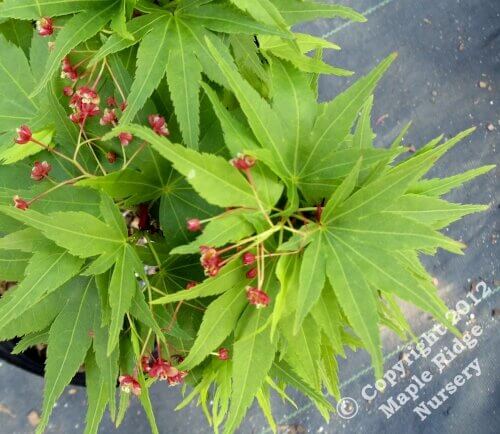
[12,329,49,354]
[0,247,83,327]
[100,192,127,237]
[179,284,248,370]
[93,317,120,422]
[311,284,344,357]
[387,194,489,229]
[263,42,352,76]
[271,361,333,415]
[269,58,317,175]
[229,0,288,28]
[32,2,119,96]
[0,278,74,340]
[151,257,247,304]
[408,164,495,197]
[119,15,171,125]
[272,254,300,340]
[27,186,102,215]
[205,37,289,179]
[294,233,326,333]
[0,18,33,55]
[84,351,109,434]
[353,95,375,149]
[0,0,112,19]
[272,0,366,25]
[329,128,476,223]
[172,211,255,255]
[91,13,169,65]
[201,83,260,155]
[334,212,466,254]
[181,3,289,36]
[104,124,262,209]
[0,34,38,132]
[165,18,202,149]
[229,34,269,85]
[323,234,383,378]
[159,170,221,248]
[0,206,125,258]
[256,387,276,434]
[110,0,134,40]
[281,314,321,389]
[260,32,340,53]
[223,289,277,433]
[130,289,172,343]
[320,338,340,400]
[302,53,397,175]
[36,277,98,434]
[0,249,30,281]
[107,244,142,354]
[320,157,361,222]
[330,236,455,331]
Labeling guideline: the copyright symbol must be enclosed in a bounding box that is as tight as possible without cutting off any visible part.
[336,397,358,419]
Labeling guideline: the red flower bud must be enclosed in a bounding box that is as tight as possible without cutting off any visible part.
[106,151,117,163]
[246,267,257,279]
[148,114,169,136]
[242,252,256,265]
[186,281,198,290]
[36,17,54,37]
[13,196,29,210]
[61,57,78,81]
[99,108,117,126]
[148,358,188,385]
[218,348,230,361]
[31,161,52,181]
[230,153,256,171]
[246,286,270,308]
[186,218,202,232]
[106,96,117,107]
[120,101,128,111]
[200,246,222,277]
[119,132,133,147]
[63,86,74,96]
[15,125,32,144]
[141,356,152,373]
[137,203,149,230]
[119,375,141,396]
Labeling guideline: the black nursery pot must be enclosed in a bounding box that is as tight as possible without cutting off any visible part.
[0,340,86,386]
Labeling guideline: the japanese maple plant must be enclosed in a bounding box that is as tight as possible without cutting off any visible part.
[0,1,493,433]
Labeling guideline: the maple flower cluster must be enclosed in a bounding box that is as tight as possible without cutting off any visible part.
[36,17,54,37]
[199,246,223,277]
[143,356,188,386]
[186,155,271,308]
[68,86,101,124]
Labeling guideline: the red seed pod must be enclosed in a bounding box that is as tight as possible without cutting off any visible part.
[15,125,32,144]
[186,281,198,290]
[63,86,74,96]
[119,375,141,396]
[246,267,257,279]
[218,348,230,361]
[106,151,117,164]
[242,252,256,265]
[13,195,29,210]
[230,153,256,171]
[31,161,52,181]
[118,132,133,147]
[246,286,270,308]
[148,114,170,136]
[36,17,54,37]
[186,218,202,232]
